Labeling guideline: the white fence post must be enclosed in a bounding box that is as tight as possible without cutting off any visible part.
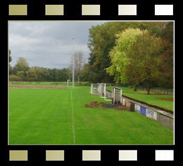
[104,83,106,99]
[120,89,122,104]
[113,88,115,104]
[91,84,93,94]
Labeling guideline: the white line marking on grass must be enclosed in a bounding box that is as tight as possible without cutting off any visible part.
[70,88,76,144]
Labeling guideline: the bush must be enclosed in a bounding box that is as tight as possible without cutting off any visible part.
[79,82,91,86]
[9,75,22,81]
[128,85,133,88]
[76,82,91,86]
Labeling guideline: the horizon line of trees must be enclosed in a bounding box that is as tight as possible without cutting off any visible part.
[9,56,72,82]
[9,51,87,83]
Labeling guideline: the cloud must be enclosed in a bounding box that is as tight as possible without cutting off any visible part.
[9,21,105,68]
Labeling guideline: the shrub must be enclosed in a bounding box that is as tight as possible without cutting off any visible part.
[128,85,133,88]
[9,75,22,81]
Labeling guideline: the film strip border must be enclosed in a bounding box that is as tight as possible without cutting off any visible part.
[7,4,174,16]
[8,149,175,162]
[2,1,178,166]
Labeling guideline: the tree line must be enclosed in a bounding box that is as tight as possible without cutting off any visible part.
[9,51,86,83]
[80,22,173,93]
[9,56,72,82]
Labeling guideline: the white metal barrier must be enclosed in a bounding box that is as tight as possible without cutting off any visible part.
[104,83,113,101]
[112,87,122,104]
[91,83,122,103]
[91,83,100,94]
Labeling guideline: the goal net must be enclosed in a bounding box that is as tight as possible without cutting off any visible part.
[91,83,100,94]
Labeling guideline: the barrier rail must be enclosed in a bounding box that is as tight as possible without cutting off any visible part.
[121,96,173,130]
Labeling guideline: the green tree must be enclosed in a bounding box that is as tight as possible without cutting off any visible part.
[80,63,90,81]
[13,57,30,77]
[126,32,171,94]
[106,28,144,85]
[26,66,52,82]
[9,50,13,75]
[9,65,13,75]
[144,22,173,43]
[88,22,148,83]
[107,28,172,94]
[60,68,71,81]
[9,75,22,81]
[157,41,173,88]
[34,67,45,81]
[9,50,12,63]
[52,68,59,82]
[42,68,50,81]
[27,68,38,81]
[17,71,25,80]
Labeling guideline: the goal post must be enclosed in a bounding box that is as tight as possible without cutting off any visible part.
[90,83,123,104]
[98,83,105,98]
[104,83,113,101]
[90,83,93,94]
[91,83,100,94]
[67,79,70,87]
[112,87,122,104]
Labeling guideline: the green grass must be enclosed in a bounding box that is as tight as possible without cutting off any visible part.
[9,82,173,111]
[119,87,174,111]
[9,81,90,86]
[9,86,173,145]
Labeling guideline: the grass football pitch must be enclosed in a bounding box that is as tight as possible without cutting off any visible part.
[9,86,173,145]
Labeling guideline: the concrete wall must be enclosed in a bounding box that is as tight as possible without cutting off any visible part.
[122,97,173,130]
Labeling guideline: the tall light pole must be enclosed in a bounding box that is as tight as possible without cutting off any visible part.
[72,37,75,88]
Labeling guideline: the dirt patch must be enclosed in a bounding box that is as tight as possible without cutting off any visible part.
[85,101,104,108]
[9,85,67,89]
[159,98,173,101]
[85,101,130,111]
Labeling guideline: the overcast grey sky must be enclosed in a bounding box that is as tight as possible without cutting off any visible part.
[9,21,106,69]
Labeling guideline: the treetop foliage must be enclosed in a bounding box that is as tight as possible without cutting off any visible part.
[106,28,144,83]
[87,21,173,92]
